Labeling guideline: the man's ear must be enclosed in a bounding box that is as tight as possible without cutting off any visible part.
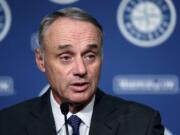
[35,48,45,72]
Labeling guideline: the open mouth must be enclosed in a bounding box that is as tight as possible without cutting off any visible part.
[69,82,90,92]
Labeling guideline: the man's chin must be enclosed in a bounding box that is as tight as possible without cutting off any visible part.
[69,97,88,105]
[68,96,91,107]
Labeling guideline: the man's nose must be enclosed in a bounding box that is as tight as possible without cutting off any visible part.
[73,57,87,77]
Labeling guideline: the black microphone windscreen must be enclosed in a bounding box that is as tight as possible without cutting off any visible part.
[60,102,69,115]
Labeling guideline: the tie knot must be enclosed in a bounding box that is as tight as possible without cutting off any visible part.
[68,115,81,135]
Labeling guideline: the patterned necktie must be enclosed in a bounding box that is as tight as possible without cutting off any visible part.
[68,115,81,135]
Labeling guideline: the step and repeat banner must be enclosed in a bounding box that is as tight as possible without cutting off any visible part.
[0,0,179,134]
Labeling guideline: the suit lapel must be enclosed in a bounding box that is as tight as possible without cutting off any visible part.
[89,89,129,135]
[26,88,57,135]
[24,88,130,135]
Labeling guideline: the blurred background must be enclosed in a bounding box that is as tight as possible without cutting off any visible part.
[0,0,179,135]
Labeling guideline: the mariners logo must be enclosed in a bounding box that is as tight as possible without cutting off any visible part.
[117,0,177,47]
[0,0,11,42]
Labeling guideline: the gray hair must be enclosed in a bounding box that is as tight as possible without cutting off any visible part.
[38,7,103,53]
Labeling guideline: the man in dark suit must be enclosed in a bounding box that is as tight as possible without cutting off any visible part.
[0,7,164,135]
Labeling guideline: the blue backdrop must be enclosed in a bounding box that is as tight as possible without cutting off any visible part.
[0,0,179,135]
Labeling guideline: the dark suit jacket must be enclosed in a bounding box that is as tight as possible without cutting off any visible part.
[0,88,164,135]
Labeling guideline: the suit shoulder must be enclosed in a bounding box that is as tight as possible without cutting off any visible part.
[103,92,158,115]
[0,97,40,116]
[130,101,157,113]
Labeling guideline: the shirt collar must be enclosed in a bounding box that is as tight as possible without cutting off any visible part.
[50,90,95,132]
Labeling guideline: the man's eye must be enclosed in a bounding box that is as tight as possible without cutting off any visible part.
[84,53,96,61]
[60,55,73,61]
[88,54,95,59]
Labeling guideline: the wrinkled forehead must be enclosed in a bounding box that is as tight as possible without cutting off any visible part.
[47,17,101,36]
[42,17,103,46]
[43,18,102,48]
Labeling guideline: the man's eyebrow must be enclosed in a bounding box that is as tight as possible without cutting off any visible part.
[57,44,72,50]
[57,44,99,51]
[87,44,99,50]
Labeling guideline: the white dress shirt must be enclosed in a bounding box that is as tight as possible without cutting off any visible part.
[50,91,95,135]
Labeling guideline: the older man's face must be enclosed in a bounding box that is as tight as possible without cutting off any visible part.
[36,17,102,106]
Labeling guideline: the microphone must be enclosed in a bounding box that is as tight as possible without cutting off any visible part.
[60,102,69,135]
[61,102,69,115]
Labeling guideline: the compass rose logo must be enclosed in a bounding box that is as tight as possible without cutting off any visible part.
[117,0,177,47]
[0,0,11,42]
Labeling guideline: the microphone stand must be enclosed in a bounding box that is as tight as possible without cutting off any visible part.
[64,113,69,135]
[60,102,69,135]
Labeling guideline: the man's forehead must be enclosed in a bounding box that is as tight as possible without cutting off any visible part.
[43,17,102,51]
[49,17,97,31]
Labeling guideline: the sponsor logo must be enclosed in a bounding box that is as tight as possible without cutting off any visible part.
[117,0,177,47]
[0,0,11,42]
[0,76,15,96]
[49,0,79,5]
[113,75,179,94]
